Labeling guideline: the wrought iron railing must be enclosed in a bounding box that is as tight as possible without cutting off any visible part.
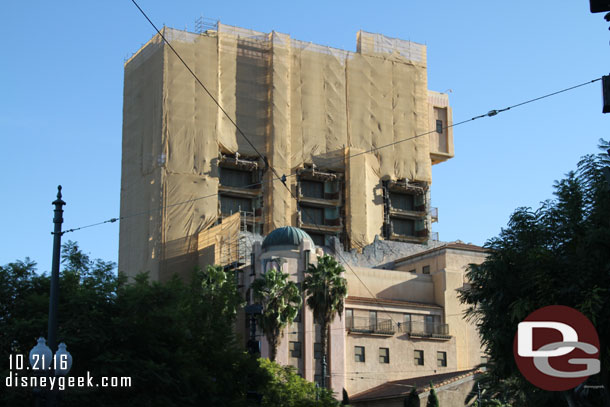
[346,317,395,335]
[399,321,450,338]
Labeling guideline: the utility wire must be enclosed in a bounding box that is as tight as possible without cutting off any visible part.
[62,218,119,234]
[129,0,284,186]
[70,0,602,324]
[128,0,402,323]
[71,1,601,326]
[61,75,601,235]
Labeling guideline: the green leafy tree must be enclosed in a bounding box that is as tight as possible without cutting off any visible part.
[459,141,610,406]
[1,243,254,407]
[405,387,420,407]
[0,244,350,406]
[251,267,302,361]
[303,254,348,388]
[426,383,439,407]
[257,358,339,406]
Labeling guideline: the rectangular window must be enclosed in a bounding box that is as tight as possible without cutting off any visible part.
[425,315,438,334]
[324,179,340,199]
[436,119,443,134]
[414,350,424,366]
[220,167,253,188]
[369,311,378,331]
[324,207,340,223]
[379,348,389,364]
[301,206,324,225]
[403,314,412,332]
[422,265,430,274]
[437,351,447,367]
[389,191,415,211]
[434,107,449,153]
[220,195,252,215]
[355,346,365,363]
[300,180,324,199]
[345,309,354,330]
[308,232,325,246]
[391,218,415,236]
[289,341,302,358]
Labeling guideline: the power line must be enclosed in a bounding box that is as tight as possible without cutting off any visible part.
[73,0,603,323]
[61,75,600,235]
[129,0,285,186]
[62,218,119,234]
[115,0,403,327]
[71,2,601,327]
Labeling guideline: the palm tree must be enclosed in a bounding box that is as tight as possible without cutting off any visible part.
[303,254,347,388]
[251,268,302,361]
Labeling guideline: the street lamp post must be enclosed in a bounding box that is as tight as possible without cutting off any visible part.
[48,186,65,353]
[31,186,69,406]
[29,337,73,407]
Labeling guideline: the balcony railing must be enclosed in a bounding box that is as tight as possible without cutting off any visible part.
[346,317,395,335]
[429,207,438,223]
[399,321,450,339]
[297,212,343,229]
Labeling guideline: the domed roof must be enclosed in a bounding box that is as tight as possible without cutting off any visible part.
[262,226,315,251]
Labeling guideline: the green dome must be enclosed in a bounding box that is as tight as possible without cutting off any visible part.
[262,227,315,251]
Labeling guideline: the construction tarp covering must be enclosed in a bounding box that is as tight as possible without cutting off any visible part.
[269,32,294,230]
[290,39,348,169]
[161,32,220,279]
[119,25,435,278]
[217,23,269,156]
[197,212,241,267]
[347,150,384,249]
[119,34,165,280]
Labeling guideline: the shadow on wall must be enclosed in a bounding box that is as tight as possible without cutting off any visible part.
[376,274,435,305]
[159,235,205,282]
[235,37,269,155]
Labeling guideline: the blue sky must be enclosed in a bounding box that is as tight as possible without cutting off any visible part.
[2,1,608,272]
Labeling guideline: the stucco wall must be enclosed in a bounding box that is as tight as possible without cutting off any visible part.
[345,331,457,395]
[347,267,436,304]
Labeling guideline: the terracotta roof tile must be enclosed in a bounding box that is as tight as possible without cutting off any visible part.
[350,369,480,402]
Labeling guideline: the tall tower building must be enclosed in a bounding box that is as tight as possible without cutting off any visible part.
[119,23,454,280]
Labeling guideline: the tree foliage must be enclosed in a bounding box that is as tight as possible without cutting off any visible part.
[405,387,420,407]
[303,255,347,387]
[426,383,439,407]
[0,242,339,406]
[251,267,302,361]
[459,141,610,406]
[257,358,339,407]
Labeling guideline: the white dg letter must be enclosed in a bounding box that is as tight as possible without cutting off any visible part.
[518,322,577,357]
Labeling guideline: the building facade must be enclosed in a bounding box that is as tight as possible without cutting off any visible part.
[119,23,454,280]
[240,226,486,399]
